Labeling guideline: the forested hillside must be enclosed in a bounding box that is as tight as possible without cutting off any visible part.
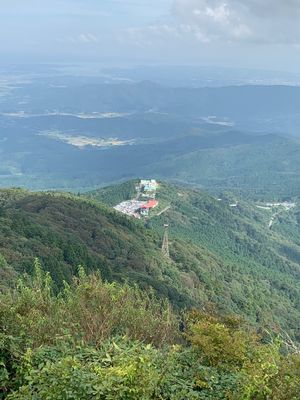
[1,266,299,399]
[1,184,299,336]
[1,181,297,337]
[0,183,300,398]
[87,181,300,338]
[148,135,300,199]
[0,188,196,307]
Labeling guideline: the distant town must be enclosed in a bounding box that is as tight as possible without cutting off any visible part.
[114,179,159,218]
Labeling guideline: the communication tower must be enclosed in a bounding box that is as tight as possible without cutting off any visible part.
[162,224,170,258]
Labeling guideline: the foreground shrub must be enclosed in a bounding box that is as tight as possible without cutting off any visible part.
[5,339,245,400]
[0,261,177,350]
[1,263,300,399]
[61,267,177,346]
[7,339,165,400]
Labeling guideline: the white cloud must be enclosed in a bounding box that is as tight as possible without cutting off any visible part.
[57,33,99,45]
[123,23,211,47]
[78,33,99,44]
[172,0,300,44]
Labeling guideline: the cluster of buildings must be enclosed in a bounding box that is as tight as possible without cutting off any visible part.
[139,199,159,216]
[114,179,159,218]
[140,179,158,196]
[114,200,146,216]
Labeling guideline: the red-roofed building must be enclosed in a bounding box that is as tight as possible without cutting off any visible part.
[140,200,159,215]
[141,200,158,209]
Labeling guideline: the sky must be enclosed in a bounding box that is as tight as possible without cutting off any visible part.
[2,0,300,71]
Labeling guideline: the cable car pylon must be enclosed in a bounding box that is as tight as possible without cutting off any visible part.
[162,224,170,258]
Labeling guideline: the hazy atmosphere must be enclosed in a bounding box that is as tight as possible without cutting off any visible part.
[2,0,300,69]
[1,2,300,399]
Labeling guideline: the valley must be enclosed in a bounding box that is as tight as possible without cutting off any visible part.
[2,0,300,395]
[39,131,135,149]
[1,69,299,344]
[0,67,300,198]
[0,66,300,398]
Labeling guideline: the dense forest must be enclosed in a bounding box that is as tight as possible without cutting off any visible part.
[0,183,299,337]
[1,264,299,399]
[0,182,300,398]
[87,181,300,339]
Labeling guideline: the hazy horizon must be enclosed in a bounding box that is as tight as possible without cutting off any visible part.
[2,1,300,72]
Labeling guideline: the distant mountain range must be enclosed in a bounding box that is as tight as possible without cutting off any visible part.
[0,69,300,197]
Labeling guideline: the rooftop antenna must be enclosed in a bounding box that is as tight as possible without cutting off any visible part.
[162,224,170,258]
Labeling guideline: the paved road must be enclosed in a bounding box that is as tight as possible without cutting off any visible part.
[156,205,171,216]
